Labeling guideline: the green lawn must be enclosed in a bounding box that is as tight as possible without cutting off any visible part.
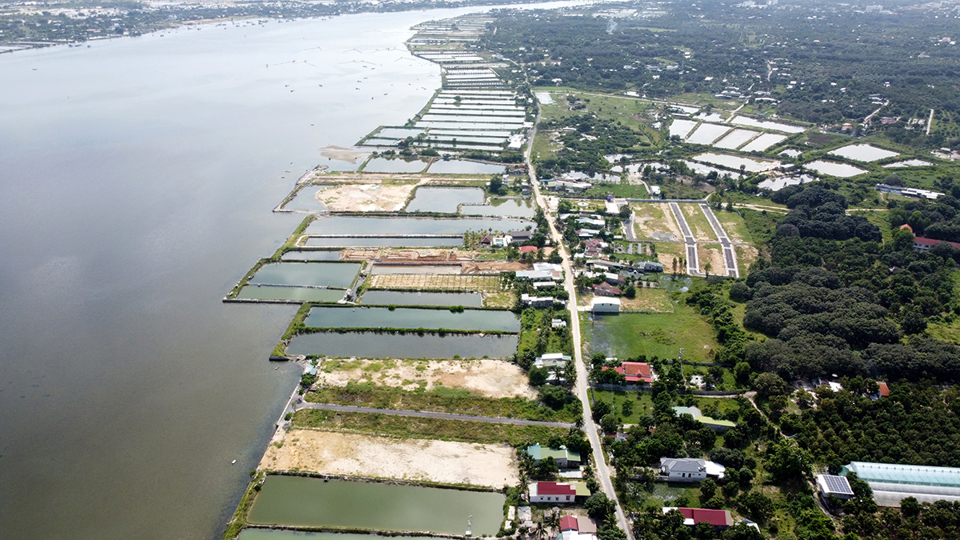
[291,409,568,445]
[681,204,716,241]
[591,389,655,424]
[580,302,718,362]
[305,382,580,422]
[712,207,754,244]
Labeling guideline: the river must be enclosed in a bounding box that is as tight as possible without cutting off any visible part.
[0,3,590,538]
[0,10,454,540]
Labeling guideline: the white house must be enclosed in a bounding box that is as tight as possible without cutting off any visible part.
[529,482,576,504]
[658,458,725,482]
[591,297,621,313]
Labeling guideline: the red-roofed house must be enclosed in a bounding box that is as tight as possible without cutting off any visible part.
[913,236,960,252]
[603,361,653,383]
[592,282,621,297]
[529,482,576,504]
[877,382,890,398]
[559,516,579,532]
[663,507,733,528]
[520,245,539,254]
[900,224,913,233]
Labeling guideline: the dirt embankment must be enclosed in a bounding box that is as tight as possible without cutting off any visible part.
[260,430,520,488]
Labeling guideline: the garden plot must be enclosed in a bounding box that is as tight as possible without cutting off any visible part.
[828,143,899,162]
[805,160,867,178]
[686,123,731,145]
[713,129,759,150]
[730,115,806,133]
[740,133,787,153]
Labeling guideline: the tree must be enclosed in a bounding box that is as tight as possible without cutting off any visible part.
[529,367,549,387]
[734,362,752,385]
[753,372,789,397]
[767,440,812,484]
[624,285,637,299]
[699,478,718,501]
[584,492,615,519]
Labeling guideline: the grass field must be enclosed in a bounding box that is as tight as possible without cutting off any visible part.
[631,202,682,241]
[591,389,654,424]
[681,204,716,242]
[580,302,718,362]
[583,182,649,199]
[539,88,657,134]
[712,208,753,244]
[305,383,580,422]
[291,409,569,445]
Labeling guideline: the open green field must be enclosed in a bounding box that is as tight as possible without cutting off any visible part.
[711,208,753,244]
[580,302,718,362]
[539,88,657,134]
[591,389,654,423]
[291,409,569,445]
[583,182,648,199]
[305,383,579,422]
[681,204,716,242]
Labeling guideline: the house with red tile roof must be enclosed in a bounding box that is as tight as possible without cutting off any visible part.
[529,482,576,504]
[602,361,654,383]
[662,507,733,528]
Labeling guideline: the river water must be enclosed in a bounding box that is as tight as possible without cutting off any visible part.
[0,10,453,540]
[0,2,593,537]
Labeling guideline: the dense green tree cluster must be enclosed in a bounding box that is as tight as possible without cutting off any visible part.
[537,114,644,176]
[785,384,960,471]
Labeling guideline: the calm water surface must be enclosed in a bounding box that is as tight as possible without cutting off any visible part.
[247,476,504,535]
[249,262,361,288]
[0,10,452,540]
[360,290,483,307]
[303,306,520,331]
[287,332,519,358]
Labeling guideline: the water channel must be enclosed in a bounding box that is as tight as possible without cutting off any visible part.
[247,477,504,535]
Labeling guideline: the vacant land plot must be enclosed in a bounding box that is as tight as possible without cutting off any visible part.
[319,358,535,398]
[652,242,686,273]
[698,244,726,277]
[580,303,717,362]
[318,181,420,212]
[681,204,717,243]
[367,274,515,308]
[711,209,752,244]
[631,202,682,241]
[291,409,568,445]
[260,430,518,488]
[591,389,655,424]
[735,245,759,276]
[306,384,577,422]
[581,288,673,313]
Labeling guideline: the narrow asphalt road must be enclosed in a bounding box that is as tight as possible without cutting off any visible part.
[295,402,574,428]
[669,202,702,277]
[526,92,635,540]
[698,203,739,278]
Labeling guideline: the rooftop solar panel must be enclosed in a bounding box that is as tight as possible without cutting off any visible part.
[823,475,854,495]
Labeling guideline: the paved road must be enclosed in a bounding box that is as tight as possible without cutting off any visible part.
[295,402,574,428]
[699,203,739,278]
[669,202,702,277]
[526,94,634,540]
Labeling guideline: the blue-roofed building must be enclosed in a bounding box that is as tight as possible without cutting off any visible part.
[841,461,960,507]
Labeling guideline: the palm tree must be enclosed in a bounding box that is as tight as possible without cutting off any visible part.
[534,518,546,540]
[545,510,561,534]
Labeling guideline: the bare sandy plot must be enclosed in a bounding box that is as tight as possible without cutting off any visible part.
[319,182,420,212]
[369,273,501,291]
[631,202,683,241]
[261,430,519,488]
[319,358,536,399]
[320,146,371,163]
[736,245,759,275]
[698,244,726,276]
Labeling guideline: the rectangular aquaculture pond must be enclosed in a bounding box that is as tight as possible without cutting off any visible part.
[246,476,504,535]
[302,306,520,332]
[237,286,345,303]
[248,262,361,289]
[360,290,483,308]
[286,332,519,359]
